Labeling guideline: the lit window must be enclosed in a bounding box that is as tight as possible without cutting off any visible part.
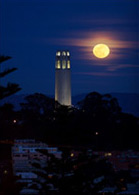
[4,170,8,174]
[104,152,112,157]
[62,60,66,69]
[67,51,70,56]
[48,174,53,179]
[62,51,66,56]
[70,153,74,157]
[56,51,61,56]
[67,60,70,69]
[56,60,61,69]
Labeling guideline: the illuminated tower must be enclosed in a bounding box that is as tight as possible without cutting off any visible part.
[55,50,71,106]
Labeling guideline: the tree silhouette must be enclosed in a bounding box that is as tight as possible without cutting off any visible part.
[0,55,21,100]
[78,92,121,117]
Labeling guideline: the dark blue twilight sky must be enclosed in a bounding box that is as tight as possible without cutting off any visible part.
[0,0,139,96]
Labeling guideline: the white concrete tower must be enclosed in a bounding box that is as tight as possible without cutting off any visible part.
[55,50,71,106]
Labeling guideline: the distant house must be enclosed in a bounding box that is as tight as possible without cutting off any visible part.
[12,139,62,194]
[117,181,139,194]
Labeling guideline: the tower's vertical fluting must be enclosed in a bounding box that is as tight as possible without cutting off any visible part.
[55,50,71,106]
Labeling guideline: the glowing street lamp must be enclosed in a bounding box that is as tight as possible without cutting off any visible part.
[13,119,17,124]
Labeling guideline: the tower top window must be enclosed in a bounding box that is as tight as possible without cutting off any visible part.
[62,51,66,56]
[67,60,70,69]
[56,60,60,69]
[62,60,66,69]
[56,51,61,56]
[67,51,70,56]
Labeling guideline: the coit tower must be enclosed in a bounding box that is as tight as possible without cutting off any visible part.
[55,50,71,106]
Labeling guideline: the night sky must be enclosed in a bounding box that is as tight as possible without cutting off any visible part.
[1,0,139,96]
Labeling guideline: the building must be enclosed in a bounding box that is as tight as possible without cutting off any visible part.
[55,50,71,106]
[92,150,139,172]
[117,182,139,195]
[12,139,62,194]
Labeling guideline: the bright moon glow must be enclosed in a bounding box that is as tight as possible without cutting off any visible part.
[93,44,110,58]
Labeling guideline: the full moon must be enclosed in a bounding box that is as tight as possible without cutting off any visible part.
[93,44,110,58]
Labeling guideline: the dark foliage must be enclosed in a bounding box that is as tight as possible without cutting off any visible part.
[0,91,139,150]
[29,148,122,195]
[0,55,21,100]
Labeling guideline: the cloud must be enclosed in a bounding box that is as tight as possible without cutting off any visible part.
[72,18,139,26]
[45,31,138,58]
[75,71,138,77]
[107,64,139,71]
[43,30,138,72]
[47,36,137,49]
